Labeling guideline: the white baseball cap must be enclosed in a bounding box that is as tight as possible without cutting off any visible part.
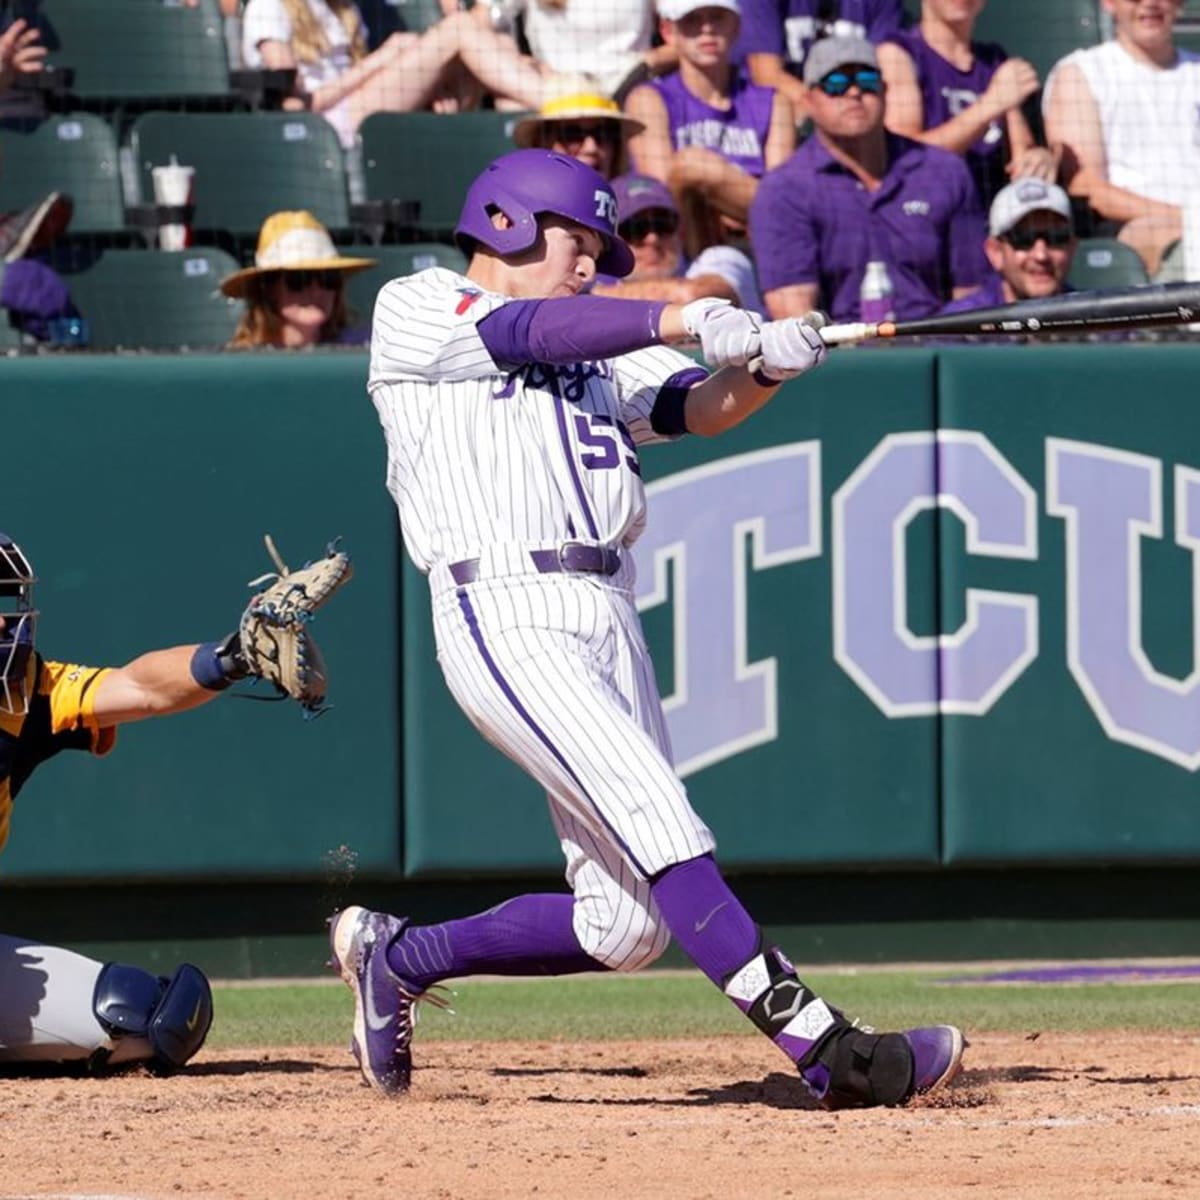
[658,0,740,20]
[988,178,1073,238]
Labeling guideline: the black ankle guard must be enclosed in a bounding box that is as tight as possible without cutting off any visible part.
[810,1027,915,1110]
[743,948,821,1039]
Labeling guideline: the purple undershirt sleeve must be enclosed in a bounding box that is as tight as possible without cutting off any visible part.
[477,296,668,366]
[650,366,709,436]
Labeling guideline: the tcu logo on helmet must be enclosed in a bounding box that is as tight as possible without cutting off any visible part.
[594,188,618,230]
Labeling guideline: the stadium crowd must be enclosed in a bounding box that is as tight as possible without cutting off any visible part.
[0,0,1197,350]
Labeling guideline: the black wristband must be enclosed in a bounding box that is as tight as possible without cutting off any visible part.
[190,632,249,691]
[752,367,780,388]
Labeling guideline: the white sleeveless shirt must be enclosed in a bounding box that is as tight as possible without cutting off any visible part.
[1046,40,1200,207]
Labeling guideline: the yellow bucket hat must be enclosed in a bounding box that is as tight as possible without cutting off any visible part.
[512,93,645,149]
[219,211,377,299]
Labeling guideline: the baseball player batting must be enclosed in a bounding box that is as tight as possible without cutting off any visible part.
[331,148,964,1108]
[0,531,349,1069]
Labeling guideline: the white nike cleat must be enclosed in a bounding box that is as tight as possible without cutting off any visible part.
[328,906,420,1095]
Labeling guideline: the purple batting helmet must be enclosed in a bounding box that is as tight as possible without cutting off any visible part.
[455,149,635,278]
[0,532,37,716]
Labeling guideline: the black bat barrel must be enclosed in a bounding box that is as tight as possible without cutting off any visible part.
[891,281,1200,338]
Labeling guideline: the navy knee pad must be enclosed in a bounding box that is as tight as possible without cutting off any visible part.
[93,961,213,1072]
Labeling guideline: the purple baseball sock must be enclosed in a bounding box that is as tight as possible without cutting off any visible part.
[650,855,841,1082]
[384,893,607,990]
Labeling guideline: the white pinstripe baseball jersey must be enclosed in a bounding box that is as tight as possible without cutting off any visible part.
[368,266,716,966]
[368,267,700,572]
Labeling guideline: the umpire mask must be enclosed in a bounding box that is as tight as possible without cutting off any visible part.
[0,532,37,716]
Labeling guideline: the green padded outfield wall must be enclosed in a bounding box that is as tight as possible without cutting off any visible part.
[3,346,1200,883]
[1,354,401,880]
[400,343,1200,874]
[936,345,1200,862]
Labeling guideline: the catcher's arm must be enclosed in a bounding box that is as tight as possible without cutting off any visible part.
[92,644,230,726]
[189,534,353,716]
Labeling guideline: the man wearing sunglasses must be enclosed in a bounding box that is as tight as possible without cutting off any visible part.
[738,0,905,124]
[592,171,763,309]
[939,177,1077,315]
[750,35,987,323]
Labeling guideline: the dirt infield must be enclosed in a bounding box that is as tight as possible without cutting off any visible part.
[2,1032,1198,1199]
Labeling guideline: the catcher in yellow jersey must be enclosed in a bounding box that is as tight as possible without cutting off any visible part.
[0,530,350,1072]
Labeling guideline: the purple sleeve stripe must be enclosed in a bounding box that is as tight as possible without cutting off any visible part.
[651,366,709,436]
[477,297,668,366]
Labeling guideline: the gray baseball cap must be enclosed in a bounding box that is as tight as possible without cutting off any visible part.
[803,35,879,85]
[989,177,1073,238]
[611,172,678,223]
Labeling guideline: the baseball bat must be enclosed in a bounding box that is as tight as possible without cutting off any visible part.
[815,281,1200,345]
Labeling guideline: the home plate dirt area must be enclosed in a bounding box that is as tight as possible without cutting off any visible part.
[2,1032,1199,1199]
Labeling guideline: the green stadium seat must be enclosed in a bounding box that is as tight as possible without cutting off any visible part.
[39,0,234,110]
[360,111,530,236]
[0,315,26,351]
[359,0,449,39]
[1067,237,1150,291]
[975,0,1102,79]
[129,112,351,241]
[66,247,244,350]
[0,115,126,236]
[341,241,468,324]
[1176,0,1200,55]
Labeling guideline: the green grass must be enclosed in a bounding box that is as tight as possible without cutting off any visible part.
[208,970,1198,1049]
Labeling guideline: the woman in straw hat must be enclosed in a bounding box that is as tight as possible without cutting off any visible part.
[221,211,377,349]
[511,91,645,179]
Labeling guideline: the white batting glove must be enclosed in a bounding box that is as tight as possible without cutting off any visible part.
[679,297,763,369]
[755,317,828,382]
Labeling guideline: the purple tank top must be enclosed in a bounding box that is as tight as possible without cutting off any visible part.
[650,69,776,178]
[884,30,1009,198]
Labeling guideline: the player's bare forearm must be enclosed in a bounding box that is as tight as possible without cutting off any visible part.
[1068,171,1180,225]
[92,645,217,726]
[682,367,777,437]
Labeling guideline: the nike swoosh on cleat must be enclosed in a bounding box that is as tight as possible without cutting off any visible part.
[363,955,396,1032]
[693,901,728,933]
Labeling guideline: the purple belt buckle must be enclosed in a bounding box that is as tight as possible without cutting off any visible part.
[531,543,620,576]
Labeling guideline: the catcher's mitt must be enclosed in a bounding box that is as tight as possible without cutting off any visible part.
[236,534,353,714]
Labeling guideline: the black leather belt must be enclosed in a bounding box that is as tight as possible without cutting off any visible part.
[449,543,621,585]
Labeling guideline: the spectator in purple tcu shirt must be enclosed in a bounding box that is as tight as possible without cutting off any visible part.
[877,0,1055,205]
[939,176,1077,314]
[750,35,987,322]
[625,0,794,258]
[738,0,905,123]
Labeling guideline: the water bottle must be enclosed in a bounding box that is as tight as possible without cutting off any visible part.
[859,260,896,324]
[46,315,90,349]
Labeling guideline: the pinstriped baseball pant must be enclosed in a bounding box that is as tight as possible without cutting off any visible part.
[432,570,716,972]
